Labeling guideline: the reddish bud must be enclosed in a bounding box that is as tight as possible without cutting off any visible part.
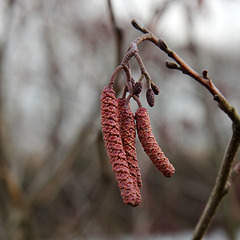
[202,69,209,79]
[151,83,160,95]
[146,89,155,107]
[133,82,143,95]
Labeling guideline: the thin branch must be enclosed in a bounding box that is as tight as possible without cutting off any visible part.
[108,65,123,88]
[133,95,142,108]
[124,19,240,239]
[107,0,124,94]
[107,0,123,66]
[192,125,240,240]
[134,52,151,83]
[158,39,240,124]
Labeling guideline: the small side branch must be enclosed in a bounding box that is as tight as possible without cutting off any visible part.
[157,38,240,124]
[134,52,152,88]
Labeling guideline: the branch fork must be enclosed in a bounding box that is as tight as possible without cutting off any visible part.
[111,18,240,239]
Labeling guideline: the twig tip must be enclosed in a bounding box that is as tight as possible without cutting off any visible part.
[131,19,149,33]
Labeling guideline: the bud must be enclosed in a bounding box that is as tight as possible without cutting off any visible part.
[165,60,179,69]
[133,82,143,95]
[202,69,209,79]
[146,89,155,107]
[131,19,149,33]
[158,38,168,51]
[151,83,160,95]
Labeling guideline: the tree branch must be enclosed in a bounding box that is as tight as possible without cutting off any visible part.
[124,19,240,239]
[130,19,240,124]
[192,125,240,240]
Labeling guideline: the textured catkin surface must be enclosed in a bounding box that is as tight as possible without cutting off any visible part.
[118,98,142,192]
[100,87,140,206]
[135,107,175,177]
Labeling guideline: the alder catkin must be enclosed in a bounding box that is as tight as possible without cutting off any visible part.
[135,107,175,177]
[100,87,140,206]
[118,98,142,190]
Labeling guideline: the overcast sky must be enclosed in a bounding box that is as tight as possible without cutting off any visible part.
[111,0,240,54]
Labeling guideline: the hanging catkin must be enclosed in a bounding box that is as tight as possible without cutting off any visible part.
[100,87,141,207]
[135,107,175,177]
[118,98,142,190]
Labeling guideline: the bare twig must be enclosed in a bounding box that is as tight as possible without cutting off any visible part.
[134,52,152,86]
[107,0,123,66]
[107,0,124,94]
[119,18,240,239]
[160,41,240,124]
[192,125,240,240]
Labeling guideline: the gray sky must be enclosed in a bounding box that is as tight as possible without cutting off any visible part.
[112,0,240,53]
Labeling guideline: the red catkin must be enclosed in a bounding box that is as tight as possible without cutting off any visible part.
[100,87,141,207]
[135,107,175,177]
[118,98,142,190]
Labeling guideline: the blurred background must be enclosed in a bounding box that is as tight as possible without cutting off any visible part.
[0,0,240,239]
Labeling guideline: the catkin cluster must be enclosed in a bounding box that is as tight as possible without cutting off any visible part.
[99,19,178,207]
[100,86,175,207]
